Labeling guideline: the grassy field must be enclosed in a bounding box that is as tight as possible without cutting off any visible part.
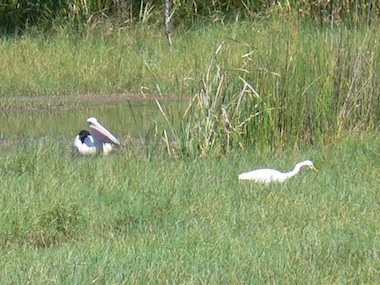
[1,7,380,283]
[0,134,379,283]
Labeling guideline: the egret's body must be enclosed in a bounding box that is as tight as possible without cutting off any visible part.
[72,117,119,156]
[238,160,318,184]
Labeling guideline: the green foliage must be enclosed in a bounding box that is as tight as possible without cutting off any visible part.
[0,2,379,282]
[172,41,247,157]
[153,20,380,156]
[1,15,379,154]
[1,0,379,34]
[0,135,379,283]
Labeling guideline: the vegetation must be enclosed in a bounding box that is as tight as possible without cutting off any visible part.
[0,2,379,282]
[1,0,378,34]
[1,9,379,153]
[173,20,380,155]
[1,135,379,283]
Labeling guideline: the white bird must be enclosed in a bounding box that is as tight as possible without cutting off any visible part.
[72,117,120,156]
[238,160,318,184]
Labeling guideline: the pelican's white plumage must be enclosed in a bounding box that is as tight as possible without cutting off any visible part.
[72,117,120,156]
[238,160,318,184]
[72,130,97,156]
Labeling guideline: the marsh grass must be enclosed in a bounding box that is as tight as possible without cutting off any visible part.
[1,17,379,155]
[1,11,380,283]
[1,134,379,283]
[152,19,380,156]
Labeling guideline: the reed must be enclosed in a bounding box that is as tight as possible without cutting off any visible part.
[1,1,378,34]
[0,4,379,155]
[154,18,380,156]
[2,19,378,154]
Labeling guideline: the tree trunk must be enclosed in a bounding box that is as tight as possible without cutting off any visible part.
[164,0,173,51]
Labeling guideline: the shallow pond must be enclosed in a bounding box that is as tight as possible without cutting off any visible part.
[0,96,183,148]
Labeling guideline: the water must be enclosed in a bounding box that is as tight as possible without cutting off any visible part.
[0,97,182,146]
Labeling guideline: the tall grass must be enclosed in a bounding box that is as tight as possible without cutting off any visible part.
[235,19,380,146]
[0,134,379,283]
[154,17,380,155]
[1,0,378,34]
[1,10,379,153]
[0,27,177,96]
[1,3,379,282]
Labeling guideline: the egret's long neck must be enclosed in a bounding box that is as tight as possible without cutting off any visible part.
[285,164,303,179]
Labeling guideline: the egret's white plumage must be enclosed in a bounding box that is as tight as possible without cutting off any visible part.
[72,117,119,156]
[238,160,318,184]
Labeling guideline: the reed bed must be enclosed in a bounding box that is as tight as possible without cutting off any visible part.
[1,15,379,153]
[155,19,380,155]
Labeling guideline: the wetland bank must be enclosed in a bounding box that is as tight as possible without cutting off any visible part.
[1,1,380,283]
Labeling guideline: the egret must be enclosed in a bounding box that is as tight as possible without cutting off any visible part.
[72,117,120,156]
[238,160,318,184]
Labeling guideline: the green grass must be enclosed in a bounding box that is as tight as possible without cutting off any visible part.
[1,15,379,152]
[1,12,380,283]
[0,22,254,97]
[1,134,379,283]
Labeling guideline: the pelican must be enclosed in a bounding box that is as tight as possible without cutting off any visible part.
[72,117,120,156]
[238,160,318,184]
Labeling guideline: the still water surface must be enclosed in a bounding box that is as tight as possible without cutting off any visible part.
[1,97,181,146]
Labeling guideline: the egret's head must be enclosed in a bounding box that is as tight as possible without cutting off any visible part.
[303,160,318,172]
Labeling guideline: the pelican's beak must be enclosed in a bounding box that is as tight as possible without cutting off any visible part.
[87,117,120,145]
[311,166,318,173]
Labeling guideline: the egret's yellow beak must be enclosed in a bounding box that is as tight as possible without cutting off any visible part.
[312,166,318,173]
